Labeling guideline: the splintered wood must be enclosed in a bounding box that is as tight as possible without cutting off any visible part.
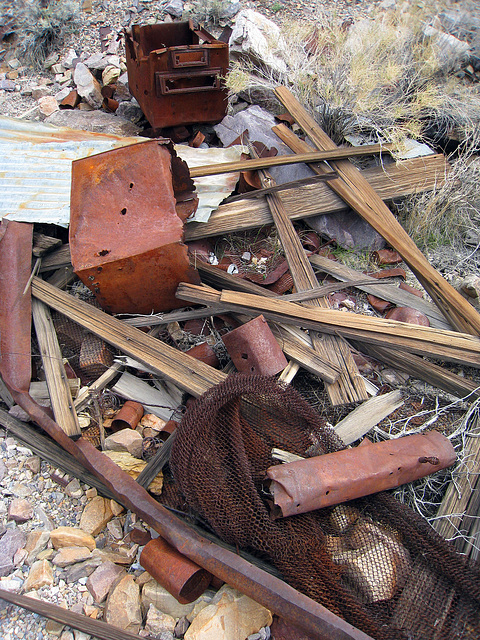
[250,146,366,405]
[273,86,480,335]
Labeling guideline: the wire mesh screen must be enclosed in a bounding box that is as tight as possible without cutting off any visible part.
[170,375,480,640]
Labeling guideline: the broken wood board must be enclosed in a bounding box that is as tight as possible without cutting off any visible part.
[184,155,449,241]
[38,244,72,272]
[112,371,178,421]
[434,416,480,559]
[355,342,480,400]
[31,277,226,398]
[32,298,82,437]
[274,86,480,335]
[309,254,452,331]
[252,150,366,405]
[189,142,393,177]
[74,362,124,412]
[333,390,404,445]
[176,284,480,367]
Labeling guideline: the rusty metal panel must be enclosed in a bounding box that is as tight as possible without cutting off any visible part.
[125,21,228,130]
[266,431,456,517]
[70,139,201,314]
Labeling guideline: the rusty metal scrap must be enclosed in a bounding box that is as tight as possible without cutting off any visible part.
[125,21,228,130]
[140,536,212,604]
[70,139,201,315]
[266,431,456,517]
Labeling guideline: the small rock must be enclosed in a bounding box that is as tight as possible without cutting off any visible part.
[106,518,124,540]
[0,577,23,592]
[60,631,74,640]
[7,498,33,524]
[25,531,50,566]
[50,527,96,552]
[142,581,207,619]
[0,459,5,482]
[184,586,272,640]
[65,557,103,583]
[13,548,28,566]
[12,483,32,498]
[51,63,65,75]
[110,500,124,517]
[44,52,59,69]
[6,70,18,80]
[145,604,176,636]
[80,496,114,537]
[62,48,79,69]
[38,95,60,117]
[37,548,55,561]
[74,62,103,109]
[0,79,15,92]
[53,546,92,568]
[175,617,190,638]
[46,618,65,636]
[115,100,144,123]
[91,548,134,565]
[105,574,142,633]
[23,559,54,591]
[102,65,121,85]
[86,561,125,602]
[164,0,184,18]
[8,58,20,69]
[65,479,83,498]
[25,456,41,474]
[83,53,109,71]
[0,529,26,577]
[85,488,97,499]
[105,429,143,459]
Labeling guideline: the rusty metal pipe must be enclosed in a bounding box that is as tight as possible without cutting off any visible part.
[111,400,144,431]
[140,536,212,603]
[266,431,456,517]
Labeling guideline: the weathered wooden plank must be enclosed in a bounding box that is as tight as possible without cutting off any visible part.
[274,86,480,335]
[189,143,393,177]
[31,277,226,398]
[32,298,81,437]
[184,155,449,241]
[177,284,480,366]
[309,254,452,330]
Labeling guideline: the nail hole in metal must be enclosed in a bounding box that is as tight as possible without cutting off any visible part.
[121,207,127,215]
[241,353,248,359]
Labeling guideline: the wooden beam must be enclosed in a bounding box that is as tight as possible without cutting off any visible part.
[32,298,81,437]
[176,284,480,366]
[31,277,226,398]
[273,86,480,335]
[189,143,393,177]
[74,362,124,412]
[251,147,366,405]
[184,155,449,241]
[309,254,452,331]
[354,342,480,400]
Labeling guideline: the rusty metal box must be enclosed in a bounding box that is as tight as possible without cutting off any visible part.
[125,21,229,130]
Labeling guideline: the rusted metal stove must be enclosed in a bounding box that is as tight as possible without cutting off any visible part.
[125,20,229,130]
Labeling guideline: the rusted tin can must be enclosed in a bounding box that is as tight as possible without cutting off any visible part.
[140,536,212,604]
[111,401,144,431]
[157,419,178,442]
[185,342,220,368]
[222,315,287,376]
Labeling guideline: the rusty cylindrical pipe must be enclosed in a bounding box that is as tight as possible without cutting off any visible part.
[111,400,144,431]
[266,431,456,518]
[140,536,212,604]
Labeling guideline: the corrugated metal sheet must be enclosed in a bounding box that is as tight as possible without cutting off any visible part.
[0,116,243,227]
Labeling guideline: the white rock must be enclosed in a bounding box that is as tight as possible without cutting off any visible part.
[73,63,103,109]
[229,10,287,75]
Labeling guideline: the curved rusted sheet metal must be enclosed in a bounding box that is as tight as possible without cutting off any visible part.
[267,431,456,517]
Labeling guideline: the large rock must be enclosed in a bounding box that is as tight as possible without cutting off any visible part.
[306,209,386,251]
[141,581,211,619]
[229,10,287,75]
[23,559,54,591]
[65,557,103,583]
[104,451,163,495]
[214,105,313,186]
[50,527,96,551]
[73,62,103,108]
[0,529,26,577]
[105,574,142,633]
[46,110,141,137]
[8,498,34,523]
[86,561,125,602]
[52,546,93,568]
[144,604,176,636]
[105,429,143,459]
[184,586,272,640]
[79,496,114,536]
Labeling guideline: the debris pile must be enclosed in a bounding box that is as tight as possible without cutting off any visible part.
[1,5,480,640]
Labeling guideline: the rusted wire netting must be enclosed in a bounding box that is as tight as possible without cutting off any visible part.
[170,375,480,640]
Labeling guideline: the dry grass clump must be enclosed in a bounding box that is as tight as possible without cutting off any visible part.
[15,0,80,69]
[226,1,480,147]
